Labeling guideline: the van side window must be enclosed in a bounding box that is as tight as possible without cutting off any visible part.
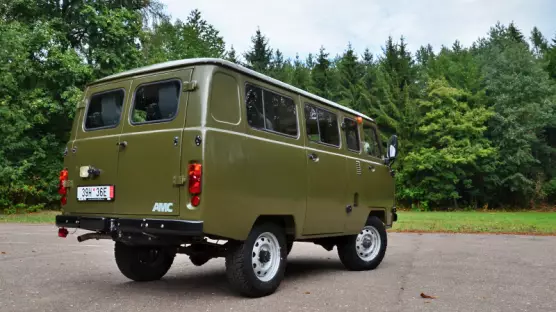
[344,118,360,152]
[304,104,340,146]
[245,83,298,136]
[84,89,124,130]
[131,80,181,124]
[363,123,381,158]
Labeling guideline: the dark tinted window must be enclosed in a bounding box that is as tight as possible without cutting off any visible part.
[245,84,264,128]
[85,89,124,130]
[304,104,340,146]
[131,80,180,124]
[245,83,298,136]
[344,118,360,152]
[363,123,381,158]
[263,89,297,136]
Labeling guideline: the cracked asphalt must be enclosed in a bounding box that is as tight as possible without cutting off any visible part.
[1,224,555,312]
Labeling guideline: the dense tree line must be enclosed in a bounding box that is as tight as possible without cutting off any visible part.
[1,1,556,212]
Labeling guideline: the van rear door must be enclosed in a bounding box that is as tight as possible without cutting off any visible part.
[66,80,131,215]
[114,68,192,216]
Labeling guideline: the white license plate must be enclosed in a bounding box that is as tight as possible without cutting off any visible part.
[77,185,114,201]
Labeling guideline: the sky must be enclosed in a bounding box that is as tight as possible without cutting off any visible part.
[160,0,556,61]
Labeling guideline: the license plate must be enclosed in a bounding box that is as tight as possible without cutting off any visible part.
[77,185,114,201]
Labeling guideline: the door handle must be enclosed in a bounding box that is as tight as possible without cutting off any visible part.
[368,165,376,172]
[117,141,127,149]
[308,153,319,162]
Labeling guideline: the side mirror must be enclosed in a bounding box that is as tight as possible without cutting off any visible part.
[386,135,398,164]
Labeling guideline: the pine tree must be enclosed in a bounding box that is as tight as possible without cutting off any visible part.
[269,49,288,82]
[226,45,239,63]
[530,26,548,57]
[290,53,311,90]
[546,34,556,80]
[337,43,365,110]
[310,46,333,99]
[243,27,273,74]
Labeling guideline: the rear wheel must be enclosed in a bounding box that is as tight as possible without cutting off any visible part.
[114,242,175,282]
[225,223,287,297]
[337,216,387,271]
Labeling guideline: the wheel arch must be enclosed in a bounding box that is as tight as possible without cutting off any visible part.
[368,209,386,224]
[252,215,296,241]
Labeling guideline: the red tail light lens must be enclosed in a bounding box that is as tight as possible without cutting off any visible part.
[59,169,68,206]
[188,163,202,195]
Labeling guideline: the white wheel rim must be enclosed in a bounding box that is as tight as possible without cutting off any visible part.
[251,232,281,282]
[356,226,381,261]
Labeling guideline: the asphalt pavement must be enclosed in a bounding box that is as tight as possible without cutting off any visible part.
[1,224,555,312]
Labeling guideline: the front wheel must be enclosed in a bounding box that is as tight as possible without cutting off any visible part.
[225,223,287,297]
[114,242,175,282]
[337,216,387,271]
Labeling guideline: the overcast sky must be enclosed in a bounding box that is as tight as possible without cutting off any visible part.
[160,0,556,61]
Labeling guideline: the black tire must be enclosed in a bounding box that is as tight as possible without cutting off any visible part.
[114,242,175,282]
[225,223,287,298]
[286,240,294,255]
[337,216,387,271]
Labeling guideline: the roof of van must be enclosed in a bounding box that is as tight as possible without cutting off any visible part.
[90,57,374,122]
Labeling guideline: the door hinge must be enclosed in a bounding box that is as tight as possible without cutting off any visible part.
[173,175,187,186]
[183,80,198,92]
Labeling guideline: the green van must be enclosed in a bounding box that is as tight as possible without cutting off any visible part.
[55,58,399,298]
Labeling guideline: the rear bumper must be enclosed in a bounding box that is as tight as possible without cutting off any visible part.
[55,215,203,236]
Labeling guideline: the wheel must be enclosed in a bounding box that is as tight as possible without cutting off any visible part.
[337,216,387,271]
[114,242,175,282]
[225,222,287,297]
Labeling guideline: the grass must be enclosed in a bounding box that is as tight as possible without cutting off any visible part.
[0,210,59,224]
[391,211,556,235]
[1,210,556,236]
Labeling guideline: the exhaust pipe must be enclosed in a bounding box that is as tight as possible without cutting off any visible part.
[77,233,112,242]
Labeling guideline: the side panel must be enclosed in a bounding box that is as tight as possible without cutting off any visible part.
[201,68,307,240]
[339,114,371,233]
[360,121,395,225]
[114,68,192,216]
[63,80,131,215]
[301,101,347,235]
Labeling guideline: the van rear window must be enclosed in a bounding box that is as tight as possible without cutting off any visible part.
[84,89,124,130]
[131,80,181,124]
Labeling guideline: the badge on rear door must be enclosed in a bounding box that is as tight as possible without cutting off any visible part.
[152,202,174,213]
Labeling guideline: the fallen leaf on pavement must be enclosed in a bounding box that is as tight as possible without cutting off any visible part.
[1,251,6,254]
[420,293,437,299]
[304,291,311,295]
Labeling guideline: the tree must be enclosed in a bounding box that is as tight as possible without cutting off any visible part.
[290,54,311,90]
[243,27,273,74]
[530,26,549,57]
[269,49,288,82]
[399,79,496,209]
[0,1,160,211]
[310,46,334,99]
[226,45,239,63]
[142,9,226,64]
[336,43,365,111]
[478,24,556,206]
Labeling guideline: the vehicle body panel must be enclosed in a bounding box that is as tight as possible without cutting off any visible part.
[115,68,192,216]
[59,59,396,242]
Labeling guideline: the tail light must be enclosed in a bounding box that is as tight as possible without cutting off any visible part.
[59,169,68,206]
[188,163,202,206]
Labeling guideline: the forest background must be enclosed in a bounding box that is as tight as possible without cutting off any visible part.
[2,0,556,214]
